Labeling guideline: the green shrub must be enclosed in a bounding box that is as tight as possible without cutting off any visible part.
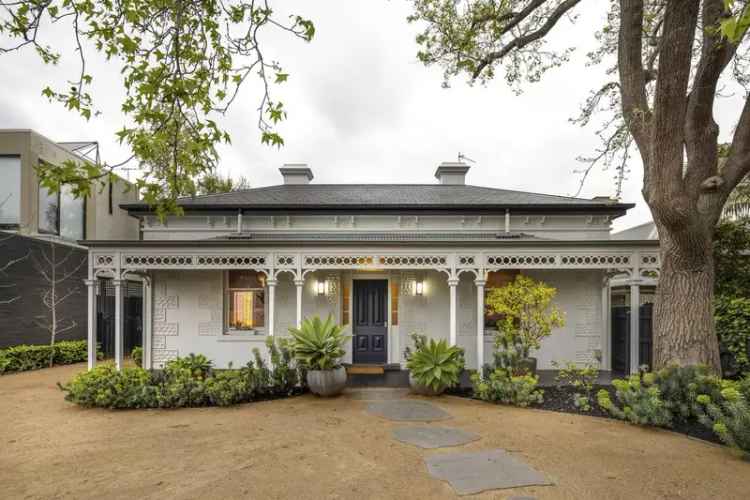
[406,338,464,392]
[403,332,428,361]
[266,337,300,394]
[61,346,307,410]
[552,360,599,412]
[61,363,157,408]
[288,314,348,370]
[697,385,750,457]
[471,369,543,407]
[653,364,724,423]
[485,274,564,362]
[131,346,143,367]
[204,369,252,406]
[715,295,750,377]
[0,340,89,374]
[597,372,672,427]
[164,353,212,379]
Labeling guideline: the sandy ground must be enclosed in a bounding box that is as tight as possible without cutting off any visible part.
[1,364,749,500]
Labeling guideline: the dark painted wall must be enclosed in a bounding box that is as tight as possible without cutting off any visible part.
[0,231,87,348]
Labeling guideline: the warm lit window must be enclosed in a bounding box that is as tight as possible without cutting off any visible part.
[225,270,266,332]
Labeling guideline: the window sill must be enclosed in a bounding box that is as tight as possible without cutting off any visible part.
[218,333,268,343]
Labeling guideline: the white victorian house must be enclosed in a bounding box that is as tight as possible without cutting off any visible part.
[82,163,659,377]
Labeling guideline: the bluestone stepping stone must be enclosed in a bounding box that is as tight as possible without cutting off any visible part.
[366,400,451,421]
[393,426,480,449]
[424,449,552,496]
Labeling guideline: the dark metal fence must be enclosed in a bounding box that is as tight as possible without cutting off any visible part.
[96,279,143,358]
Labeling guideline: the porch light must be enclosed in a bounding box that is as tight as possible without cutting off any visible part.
[415,279,424,296]
[316,279,327,296]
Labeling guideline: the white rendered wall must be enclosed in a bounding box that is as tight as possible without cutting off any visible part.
[140,213,613,241]
[150,270,340,369]
[149,268,606,371]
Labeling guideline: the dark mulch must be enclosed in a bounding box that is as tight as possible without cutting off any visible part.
[447,384,724,446]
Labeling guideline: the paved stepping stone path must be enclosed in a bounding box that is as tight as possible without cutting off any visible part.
[424,449,552,496]
[366,400,451,421]
[367,396,551,495]
[392,426,480,449]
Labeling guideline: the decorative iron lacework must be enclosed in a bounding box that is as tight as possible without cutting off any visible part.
[486,253,633,268]
[559,254,630,266]
[305,255,374,267]
[378,255,447,267]
[457,255,475,266]
[641,253,659,267]
[487,255,556,267]
[120,254,266,268]
[276,255,296,266]
[94,254,115,267]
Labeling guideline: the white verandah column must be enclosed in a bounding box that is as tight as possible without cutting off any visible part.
[294,278,304,328]
[267,278,277,336]
[85,278,97,370]
[475,278,486,372]
[142,275,152,370]
[113,278,125,370]
[448,277,459,346]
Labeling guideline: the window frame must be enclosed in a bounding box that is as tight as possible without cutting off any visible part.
[223,270,267,335]
[0,155,22,228]
[37,176,87,240]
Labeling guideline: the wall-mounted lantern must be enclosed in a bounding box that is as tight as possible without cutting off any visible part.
[316,279,328,296]
[414,279,424,296]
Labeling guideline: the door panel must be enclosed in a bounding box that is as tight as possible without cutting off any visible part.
[353,280,388,364]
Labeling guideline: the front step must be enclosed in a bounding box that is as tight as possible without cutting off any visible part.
[346,364,384,375]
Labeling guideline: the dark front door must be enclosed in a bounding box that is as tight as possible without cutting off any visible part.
[353,280,388,364]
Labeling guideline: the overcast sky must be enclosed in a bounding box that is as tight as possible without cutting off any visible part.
[0,1,745,231]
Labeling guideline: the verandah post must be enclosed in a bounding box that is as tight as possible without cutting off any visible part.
[475,278,485,372]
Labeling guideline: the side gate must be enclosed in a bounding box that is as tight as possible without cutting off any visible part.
[96,279,143,358]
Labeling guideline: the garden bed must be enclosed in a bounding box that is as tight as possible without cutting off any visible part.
[447,384,724,446]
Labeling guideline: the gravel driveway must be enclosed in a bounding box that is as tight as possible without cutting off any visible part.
[1,364,748,499]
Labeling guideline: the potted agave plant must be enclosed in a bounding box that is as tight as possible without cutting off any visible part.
[289,314,349,397]
[405,332,464,396]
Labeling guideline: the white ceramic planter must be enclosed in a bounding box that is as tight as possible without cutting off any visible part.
[408,372,445,396]
[306,366,347,397]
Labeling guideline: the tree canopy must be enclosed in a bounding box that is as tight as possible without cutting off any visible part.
[408,0,750,371]
[0,1,313,216]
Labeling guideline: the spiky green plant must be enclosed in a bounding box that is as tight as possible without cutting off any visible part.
[288,315,349,371]
[406,338,464,392]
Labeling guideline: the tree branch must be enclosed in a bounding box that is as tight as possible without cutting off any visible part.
[471,0,582,79]
[618,0,652,168]
[647,0,700,220]
[684,0,739,196]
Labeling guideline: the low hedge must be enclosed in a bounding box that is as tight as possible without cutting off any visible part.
[61,338,307,409]
[0,340,89,374]
[598,365,750,458]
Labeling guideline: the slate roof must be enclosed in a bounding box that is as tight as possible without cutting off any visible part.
[122,184,632,213]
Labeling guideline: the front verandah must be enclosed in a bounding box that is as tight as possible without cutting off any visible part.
[84,245,660,373]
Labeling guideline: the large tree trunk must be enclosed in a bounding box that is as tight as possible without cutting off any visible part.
[652,223,721,372]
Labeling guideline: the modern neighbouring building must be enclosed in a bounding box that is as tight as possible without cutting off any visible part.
[81,163,660,376]
[0,129,139,347]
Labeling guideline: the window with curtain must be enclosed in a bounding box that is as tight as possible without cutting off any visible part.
[225,270,266,332]
[0,156,21,225]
